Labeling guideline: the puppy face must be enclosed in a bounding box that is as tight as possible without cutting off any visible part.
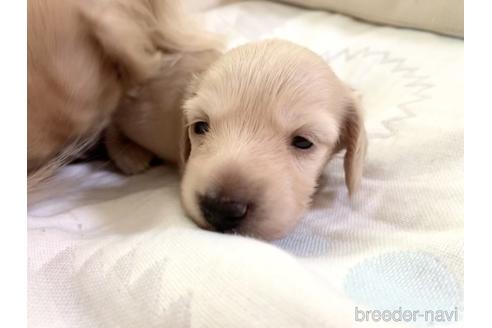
[180,40,367,240]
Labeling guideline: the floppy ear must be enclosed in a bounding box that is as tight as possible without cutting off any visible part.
[178,74,202,172]
[80,0,222,85]
[179,121,191,172]
[336,93,368,195]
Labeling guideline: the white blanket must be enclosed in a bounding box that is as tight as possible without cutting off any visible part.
[28,2,464,327]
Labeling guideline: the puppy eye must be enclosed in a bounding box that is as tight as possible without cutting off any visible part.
[291,136,313,150]
[193,121,209,135]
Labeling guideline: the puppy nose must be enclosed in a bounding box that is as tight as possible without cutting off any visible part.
[199,195,248,232]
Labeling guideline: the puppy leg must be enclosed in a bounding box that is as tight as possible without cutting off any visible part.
[105,124,155,175]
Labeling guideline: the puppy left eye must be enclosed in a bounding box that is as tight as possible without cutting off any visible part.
[291,136,313,149]
[193,121,209,135]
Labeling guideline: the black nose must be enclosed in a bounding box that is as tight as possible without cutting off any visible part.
[199,195,248,232]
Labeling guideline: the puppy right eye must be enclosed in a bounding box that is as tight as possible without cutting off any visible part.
[193,121,209,135]
[291,136,313,150]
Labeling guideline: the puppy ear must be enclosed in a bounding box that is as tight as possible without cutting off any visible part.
[179,123,191,172]
[336,92,368,195]
[79,0,222,84]
[178,74,202,171]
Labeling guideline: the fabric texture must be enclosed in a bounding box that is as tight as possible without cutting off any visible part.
[28,1,464,327]
[275,0,464,37]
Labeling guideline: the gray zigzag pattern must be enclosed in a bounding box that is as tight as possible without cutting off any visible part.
[325,47,435,139]
[30,243,192,327]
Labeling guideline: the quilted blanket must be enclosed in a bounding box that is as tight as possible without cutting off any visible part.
[28,1,464,327]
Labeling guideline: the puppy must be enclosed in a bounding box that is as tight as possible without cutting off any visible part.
[179,40,367,240]
[27,0,221,190]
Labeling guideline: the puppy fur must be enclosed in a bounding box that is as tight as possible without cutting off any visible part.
[106,48,221,174]
[27,0,221,190]
[180,40,367,240]
[28,1,365,240]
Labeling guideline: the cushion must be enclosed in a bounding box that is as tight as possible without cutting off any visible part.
[276,0,463,37]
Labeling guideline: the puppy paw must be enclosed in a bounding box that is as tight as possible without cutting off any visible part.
[105,125,155,175]
[112,144,154,175]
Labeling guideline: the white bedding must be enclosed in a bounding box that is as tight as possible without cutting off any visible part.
[28,2,464,327]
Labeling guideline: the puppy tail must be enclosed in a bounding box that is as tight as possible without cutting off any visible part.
[27,133,101,203]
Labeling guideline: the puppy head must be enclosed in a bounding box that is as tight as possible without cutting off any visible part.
[180,40,366,240]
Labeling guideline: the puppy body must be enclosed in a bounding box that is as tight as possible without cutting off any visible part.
[28,0,222,187]
[179,40,367,240]
[28,0,121,172]
[106,49,221,173]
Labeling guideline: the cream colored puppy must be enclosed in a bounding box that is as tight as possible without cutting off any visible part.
[27,0,221,190]
[179,39,367,240]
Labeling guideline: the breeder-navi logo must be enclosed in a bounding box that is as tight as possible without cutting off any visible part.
[354,306,460,323]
